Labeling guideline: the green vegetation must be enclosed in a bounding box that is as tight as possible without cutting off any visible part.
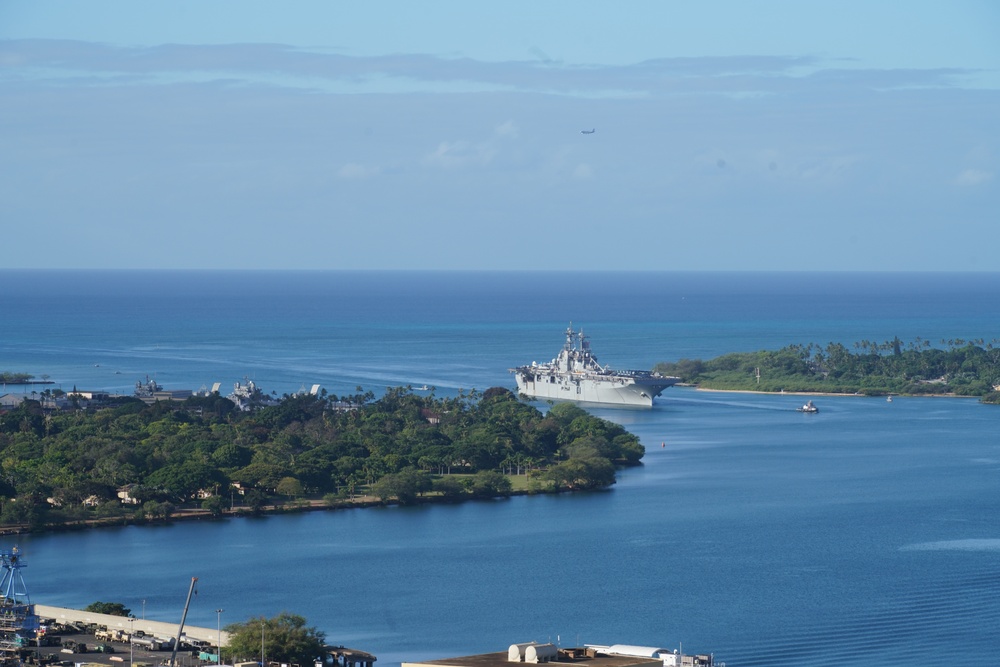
[83,601,132,617]
[654,337,1000,399]
[224,613,325,667]
[1,372,35,384]
[0,385,644,531]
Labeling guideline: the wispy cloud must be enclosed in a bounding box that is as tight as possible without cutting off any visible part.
[338,163,380,179]
[423,140,499,169]
[0,39,986,98]
[1,38,996,271]
[422,121,521,170]
[955,168,993,186]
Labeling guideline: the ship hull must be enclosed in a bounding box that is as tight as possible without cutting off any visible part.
[512,325,679,408]
[515,374,677,407]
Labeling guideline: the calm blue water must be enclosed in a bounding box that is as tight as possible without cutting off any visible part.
[2,271,999,666]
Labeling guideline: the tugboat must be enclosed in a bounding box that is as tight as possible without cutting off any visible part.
[797,399,819,413]
[511,325,679,407]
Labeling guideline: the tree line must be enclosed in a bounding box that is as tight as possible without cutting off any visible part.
[0,386,644,530]
[1,372,37,384]
[654,337,1000,401]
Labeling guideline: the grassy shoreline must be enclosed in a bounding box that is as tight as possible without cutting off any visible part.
[691,386,967,398]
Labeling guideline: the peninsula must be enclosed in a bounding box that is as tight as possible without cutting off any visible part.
[0,372,53,385]
[653,337,1000,403]
[0,385,644,533]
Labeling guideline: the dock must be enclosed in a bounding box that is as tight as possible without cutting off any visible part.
[35,605,230,645]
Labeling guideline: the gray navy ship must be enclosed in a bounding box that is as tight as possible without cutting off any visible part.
[512,325,679,407]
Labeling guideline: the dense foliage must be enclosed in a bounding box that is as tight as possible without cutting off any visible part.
[83,601,132,617]
[654,338,1000,398]
[0,386,644,530]
[1,372,35,383]
[224,613,325,667]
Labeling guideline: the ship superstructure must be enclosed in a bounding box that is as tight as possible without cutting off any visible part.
[512,325,678,407]
[228,377,279,411]
[134,375,163,398]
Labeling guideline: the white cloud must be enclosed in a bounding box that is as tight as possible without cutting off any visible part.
[954,168,993,186]
[794,154,863,184]
[423,124,517,169]
[338,163,379,179]
[494,120,518,138]
[423,140,496,168]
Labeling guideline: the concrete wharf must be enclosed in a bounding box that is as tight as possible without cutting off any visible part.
[35,605,230,645]
[33,606,376,667]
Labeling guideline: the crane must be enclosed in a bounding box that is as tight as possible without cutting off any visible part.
[169,577,198,667]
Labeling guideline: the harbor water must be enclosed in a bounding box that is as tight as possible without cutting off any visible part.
[2,270,999,666]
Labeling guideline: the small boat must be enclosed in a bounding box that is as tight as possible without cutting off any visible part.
[887,395,893,403]
[797,400,819,413]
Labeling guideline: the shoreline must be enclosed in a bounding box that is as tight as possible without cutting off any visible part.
[0,487,556,537]
[691,386,968,398]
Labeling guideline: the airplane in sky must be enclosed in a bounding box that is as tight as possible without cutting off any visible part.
[581,128,595,134]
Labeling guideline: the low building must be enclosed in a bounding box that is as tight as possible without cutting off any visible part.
[403,643,715,667]
[328,646,378,667]
[67,391,111,401]
[137,389,193,405]
[0,393,28,409]
[116,484,141,505]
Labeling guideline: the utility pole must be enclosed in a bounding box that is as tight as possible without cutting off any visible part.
[128,618,135,667]
[216,609,224,666]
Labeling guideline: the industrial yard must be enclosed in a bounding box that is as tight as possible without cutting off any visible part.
[1,549,376,667]
[24,623,216,667]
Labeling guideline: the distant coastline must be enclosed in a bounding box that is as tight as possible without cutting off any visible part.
[1,371,54,386]
[692,387,968,398]
[657,339,1000,404]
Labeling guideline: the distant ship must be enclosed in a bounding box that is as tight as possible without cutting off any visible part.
[511,325,679,407]
[134,375,163,397]
[228,377,279,411]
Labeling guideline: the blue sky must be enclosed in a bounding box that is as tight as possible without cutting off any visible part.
[2,1,998,270]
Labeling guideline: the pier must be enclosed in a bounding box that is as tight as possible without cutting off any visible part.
[34,605,376,667]
[35,605,230,645]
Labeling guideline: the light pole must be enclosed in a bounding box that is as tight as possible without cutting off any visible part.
[142,599,146,620]
[261,620,265,667]
[128,618,135,667]
[215,609,224,666]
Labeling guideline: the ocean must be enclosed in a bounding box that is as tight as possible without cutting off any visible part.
[2,270,999,666]
[5,270,1000,398]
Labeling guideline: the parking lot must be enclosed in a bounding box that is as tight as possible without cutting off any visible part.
[27,626,217,667]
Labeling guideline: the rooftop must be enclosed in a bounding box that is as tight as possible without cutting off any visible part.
[404,646,713,667]
[405,651,657,667]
